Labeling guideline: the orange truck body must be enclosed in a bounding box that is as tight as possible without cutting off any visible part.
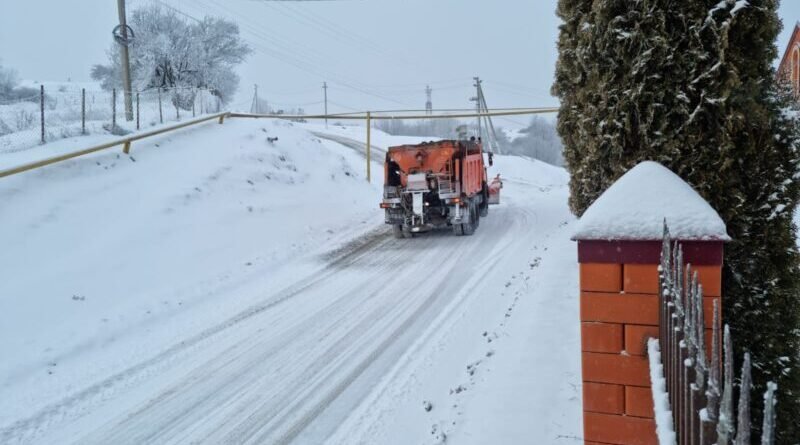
[381,139,491,237]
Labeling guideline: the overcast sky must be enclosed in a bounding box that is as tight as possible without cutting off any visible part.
[2,0,800,127]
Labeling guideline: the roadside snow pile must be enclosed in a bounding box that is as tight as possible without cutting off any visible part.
[573,161,729,241]
[491,154,568,188]
[0,118,381,421]
[300,122,438,149]
[648,339,677,445]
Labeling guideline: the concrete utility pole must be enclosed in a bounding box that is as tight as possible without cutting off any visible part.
[425,85,433,116]
[477,81,501,154]
[471,77,483,139]
[116,0,134,121]
[323,82,329,128]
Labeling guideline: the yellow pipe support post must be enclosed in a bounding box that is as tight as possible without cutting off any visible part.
[123,141,131,155]
[366,111,371,182]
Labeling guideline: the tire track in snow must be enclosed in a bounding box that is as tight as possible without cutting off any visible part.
[0,231,390,444]
[1,192,532,445]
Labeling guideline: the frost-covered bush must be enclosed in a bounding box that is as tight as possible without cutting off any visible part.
[92,5,251,107]
[0,60,37,103]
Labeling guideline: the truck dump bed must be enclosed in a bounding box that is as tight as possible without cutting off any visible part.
[382,139,490,237]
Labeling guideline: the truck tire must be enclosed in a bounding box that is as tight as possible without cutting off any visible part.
[402,225,415,239]
[452,223,464,236]
[480,186,489,217]
[462,202,477,236]
[392,225,404,239]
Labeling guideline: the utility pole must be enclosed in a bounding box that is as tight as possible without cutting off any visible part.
[425,85,433,116]
[471,77,483,139]
[116,0,134,121]
[251,84,259,114]
[477,82,501,154]
[323,81,329,128]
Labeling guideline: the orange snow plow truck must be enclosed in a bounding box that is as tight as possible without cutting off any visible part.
[380,138,494,238]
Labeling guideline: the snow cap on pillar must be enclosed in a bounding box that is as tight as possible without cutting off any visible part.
[573,161,730,242]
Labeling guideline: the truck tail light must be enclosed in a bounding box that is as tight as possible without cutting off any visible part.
[380,203,391,209]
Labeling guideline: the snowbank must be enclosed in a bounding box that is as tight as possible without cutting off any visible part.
[300,122,438,150]
[573,161,729,241]
[648,339,677,445]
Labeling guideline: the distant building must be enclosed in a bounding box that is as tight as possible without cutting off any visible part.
[778,22,800,95]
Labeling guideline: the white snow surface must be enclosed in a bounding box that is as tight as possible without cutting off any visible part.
[648,339,677,445]
[573,161,730,241]
[0,120,580,444]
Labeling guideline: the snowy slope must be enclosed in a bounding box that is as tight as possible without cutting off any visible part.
[0,120,581,444]
[0,118,381,427]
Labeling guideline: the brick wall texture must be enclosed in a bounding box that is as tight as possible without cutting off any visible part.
[578,246,722,445]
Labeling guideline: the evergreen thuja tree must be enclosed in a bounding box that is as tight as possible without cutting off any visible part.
[553,0,697,213]
[699,2,800,440]
[554,0,800,441]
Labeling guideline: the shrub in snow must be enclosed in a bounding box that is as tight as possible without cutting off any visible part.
[0,60,38,103]
[554,1,800,440]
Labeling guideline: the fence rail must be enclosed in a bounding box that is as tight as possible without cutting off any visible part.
[0,106,557,181]
[657,224,778,444]
[0,112,228,179]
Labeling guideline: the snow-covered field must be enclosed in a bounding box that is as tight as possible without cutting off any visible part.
[0,120,581,444]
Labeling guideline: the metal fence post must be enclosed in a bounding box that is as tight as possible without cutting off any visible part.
[192,90,196,118]
[158,88,163,124]
[40,85,45,144]
[136,91,140,130]
[81,88,86,135]
[112,88,117,132]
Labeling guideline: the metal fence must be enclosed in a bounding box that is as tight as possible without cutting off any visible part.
[658,225,778,444]
[0,85,222,156]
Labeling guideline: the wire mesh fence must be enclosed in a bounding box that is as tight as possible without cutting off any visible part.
[0,85,222,157]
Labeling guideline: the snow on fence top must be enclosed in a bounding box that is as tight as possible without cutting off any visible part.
[573,161,730,241]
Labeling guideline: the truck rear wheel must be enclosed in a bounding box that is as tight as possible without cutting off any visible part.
[479,186,489,217]
[392,225,404,239]
[461,202,477,236]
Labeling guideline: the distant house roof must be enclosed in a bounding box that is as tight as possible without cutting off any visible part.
[778,22,800,78]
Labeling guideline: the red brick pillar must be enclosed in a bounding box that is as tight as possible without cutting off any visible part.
[572,161,727,445]
[576,241,723,445]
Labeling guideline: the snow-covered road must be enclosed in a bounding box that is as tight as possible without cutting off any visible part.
[0,121,581,444]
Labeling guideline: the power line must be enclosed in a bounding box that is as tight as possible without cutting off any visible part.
[269,1,409,64]
[169,0,414,107]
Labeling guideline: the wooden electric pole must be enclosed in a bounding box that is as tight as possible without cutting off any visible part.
[116,0,134,121]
